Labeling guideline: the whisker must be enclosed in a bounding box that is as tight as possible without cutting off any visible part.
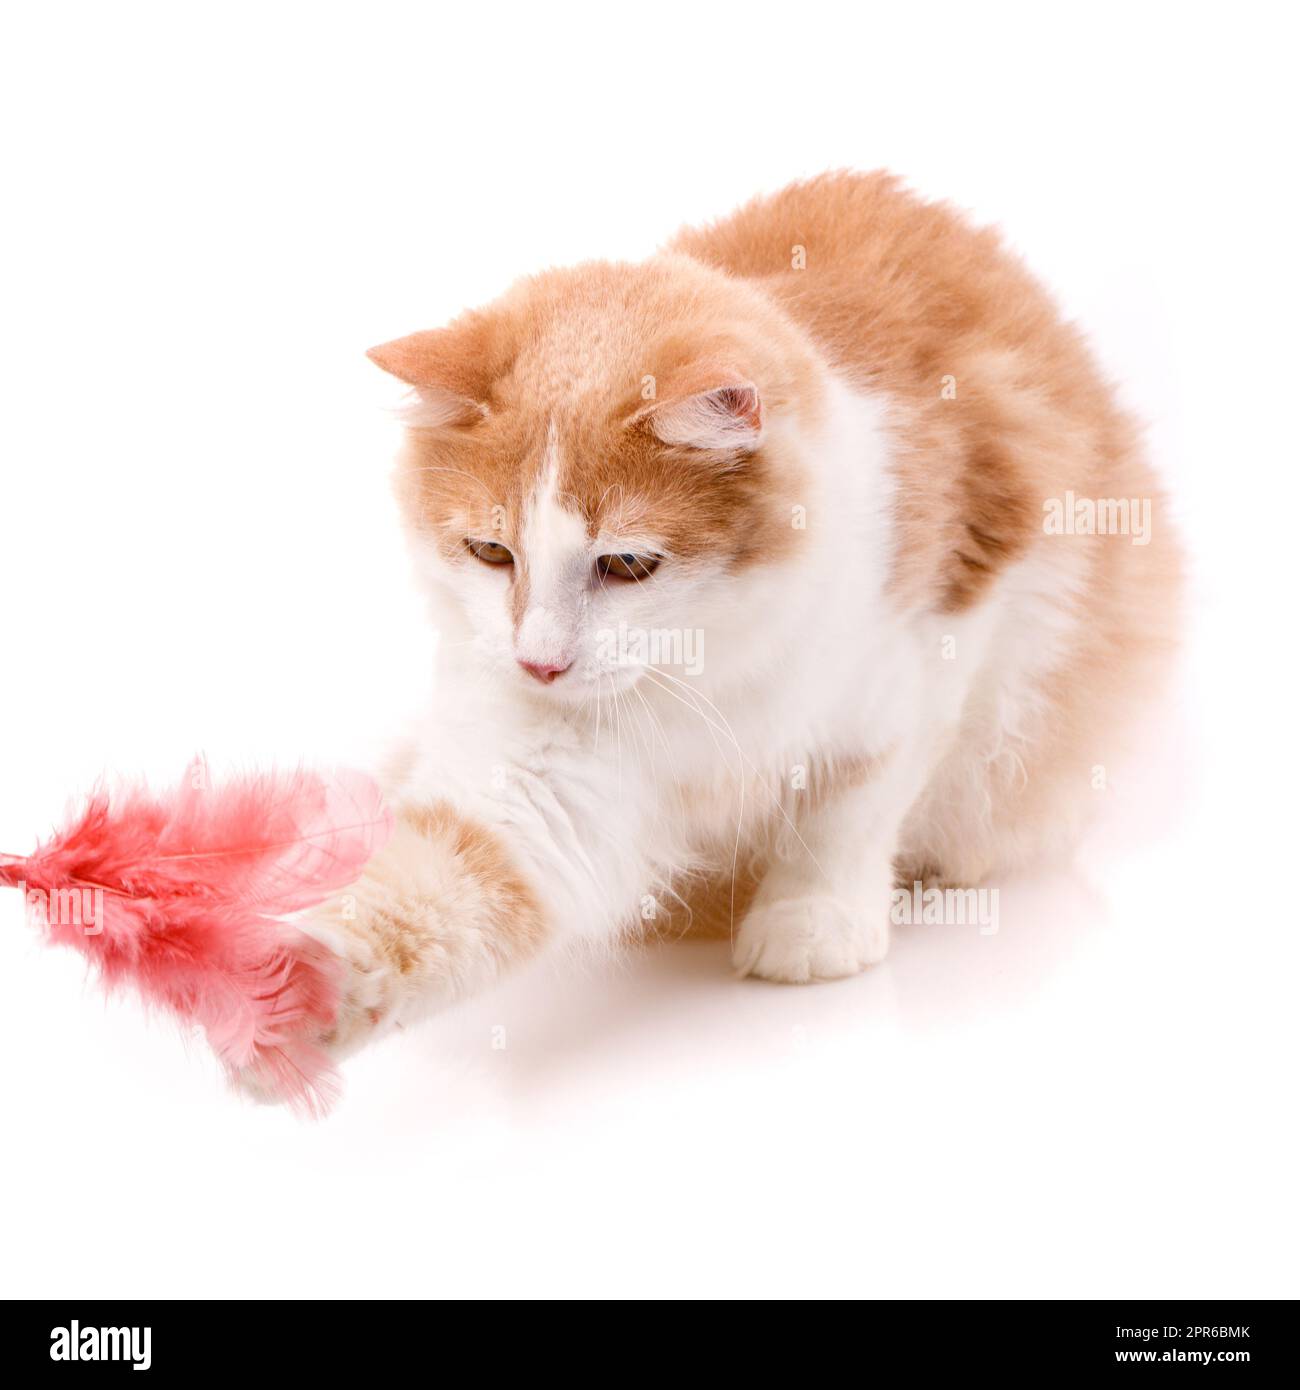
[636,667,748,938]
[646,666,825,878]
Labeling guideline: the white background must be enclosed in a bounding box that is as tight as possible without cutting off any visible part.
[1,2,1296,1299]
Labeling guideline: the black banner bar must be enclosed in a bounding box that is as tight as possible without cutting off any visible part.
[1,1300,1284,1374]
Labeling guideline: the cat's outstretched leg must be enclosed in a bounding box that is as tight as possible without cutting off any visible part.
[303,802,551,1056]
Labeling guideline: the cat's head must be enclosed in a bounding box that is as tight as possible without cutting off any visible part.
[370,255,825,702]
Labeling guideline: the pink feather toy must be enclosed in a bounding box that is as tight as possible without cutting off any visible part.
[0,761,392,1115]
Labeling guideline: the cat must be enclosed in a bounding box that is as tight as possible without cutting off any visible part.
[305,171,1181,1059]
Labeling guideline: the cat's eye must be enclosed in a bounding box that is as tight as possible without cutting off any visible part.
[466,538,514,566]
[596,552,661,582]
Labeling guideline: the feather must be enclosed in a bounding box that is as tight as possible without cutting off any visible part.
[0,760,392,1116]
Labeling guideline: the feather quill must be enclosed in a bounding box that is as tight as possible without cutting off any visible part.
[0,761,392,1115]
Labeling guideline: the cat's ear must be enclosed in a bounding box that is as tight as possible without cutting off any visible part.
[630,365,764,453]
[366,323,492,427]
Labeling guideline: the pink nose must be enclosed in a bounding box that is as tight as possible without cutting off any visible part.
[518,657,572,684]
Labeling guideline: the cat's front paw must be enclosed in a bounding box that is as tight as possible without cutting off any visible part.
[732,894,889,983]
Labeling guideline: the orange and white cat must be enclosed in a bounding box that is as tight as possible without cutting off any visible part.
[307,172,1180,1057]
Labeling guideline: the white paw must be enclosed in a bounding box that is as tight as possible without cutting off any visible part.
[733,894,889,983]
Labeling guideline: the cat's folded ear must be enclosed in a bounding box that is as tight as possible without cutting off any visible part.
[628,363,764,454]
[366,320,494,428]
